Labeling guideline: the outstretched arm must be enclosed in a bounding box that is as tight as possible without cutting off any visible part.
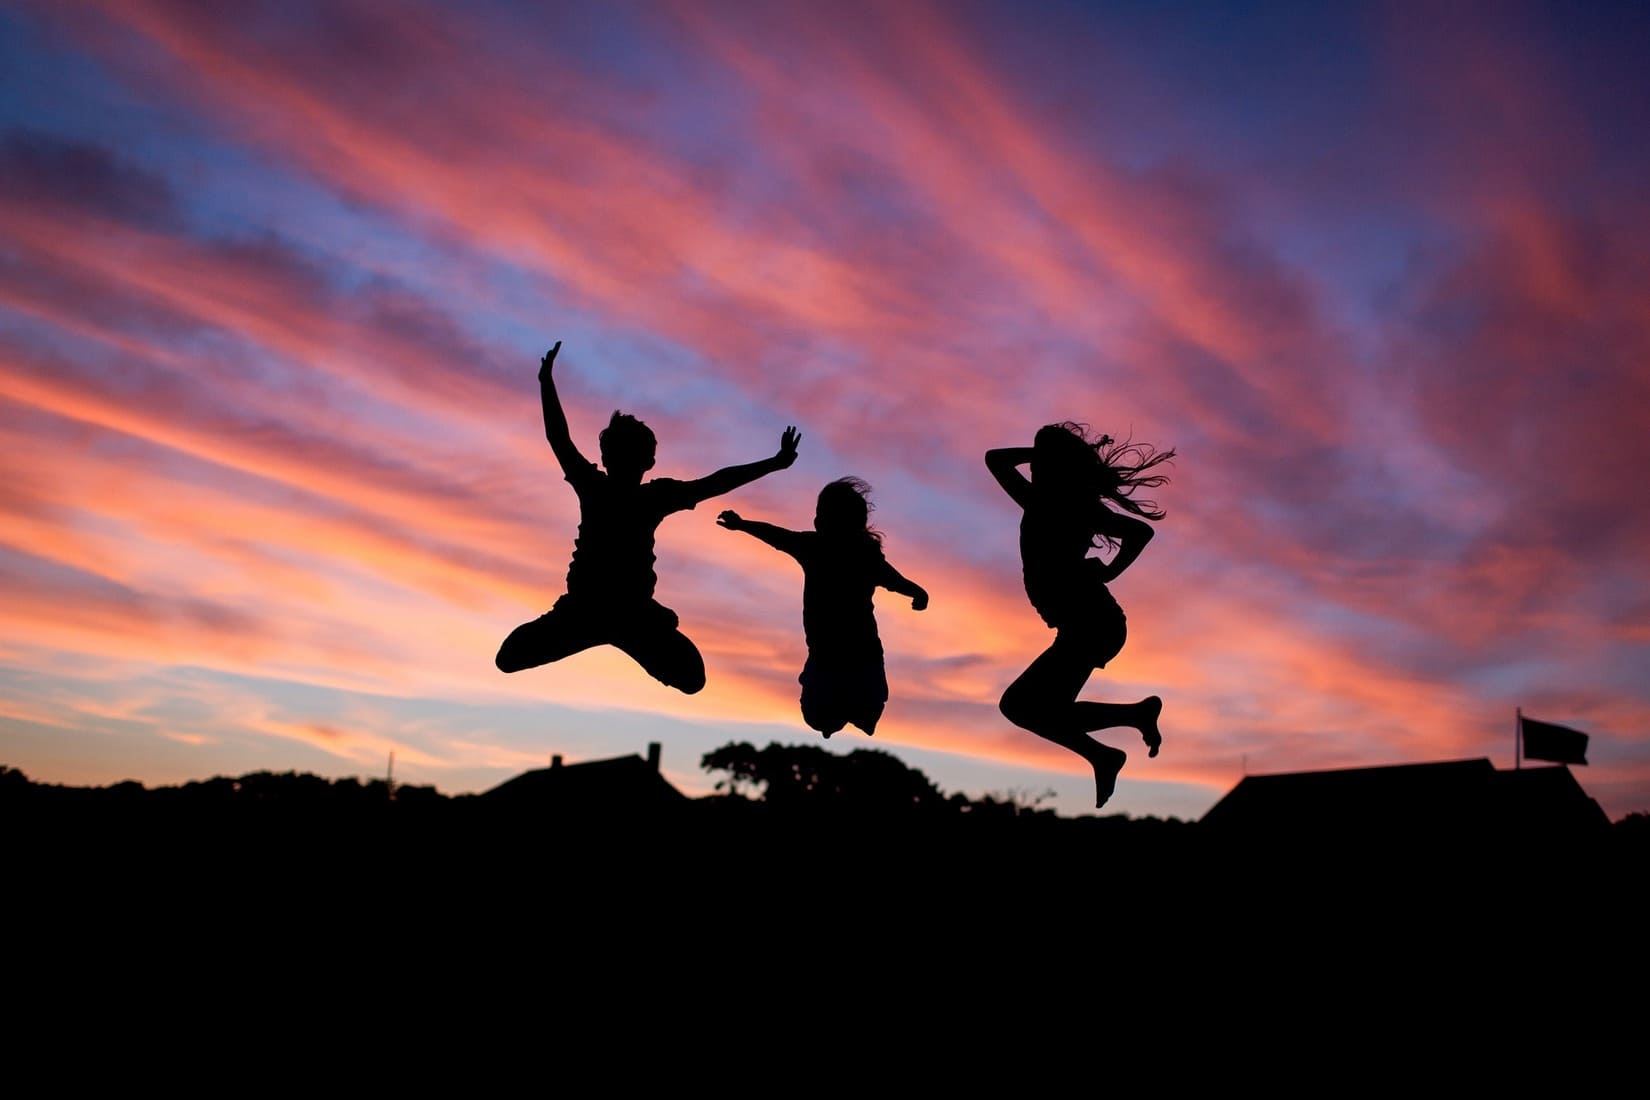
[877,561,929,611]
[716,511,807,559]
[538,342,592,477]
[1094,509,1155,583]
[985,447,1035,510]
[684,427,801,504]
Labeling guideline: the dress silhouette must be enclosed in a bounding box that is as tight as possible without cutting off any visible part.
[718,478,928,737]
[987,423,1173,807]
[496,342,799,693]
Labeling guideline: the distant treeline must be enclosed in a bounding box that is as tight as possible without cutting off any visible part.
[0,742,1192,838]
[6,742,1644,862]
[2,744,1203,908]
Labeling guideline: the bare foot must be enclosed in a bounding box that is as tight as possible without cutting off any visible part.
[1090,744,1127,809]
[1138,695,1162,758]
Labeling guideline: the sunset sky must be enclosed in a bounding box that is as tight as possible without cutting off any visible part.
[3,0,1647,820]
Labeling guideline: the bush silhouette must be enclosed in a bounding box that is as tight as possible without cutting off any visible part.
[701,741,946,814]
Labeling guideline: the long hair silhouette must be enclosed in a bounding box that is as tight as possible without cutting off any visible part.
[988,422,1174,808]
[718,477,927,738]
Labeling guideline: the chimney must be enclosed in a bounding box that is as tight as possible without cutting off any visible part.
[551,754,563,770]
[646,742,662,771]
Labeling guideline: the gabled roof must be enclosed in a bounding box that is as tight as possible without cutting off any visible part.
[484,751,686,812]
[1201,757,1607,840]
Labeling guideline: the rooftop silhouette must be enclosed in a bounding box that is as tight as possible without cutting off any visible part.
[483,741,685,816]
[1201,757,1609,845]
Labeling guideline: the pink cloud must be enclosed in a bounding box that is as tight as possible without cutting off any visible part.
[2,1,1644,816]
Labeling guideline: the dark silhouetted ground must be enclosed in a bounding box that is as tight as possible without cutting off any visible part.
[6,750,1641,1020]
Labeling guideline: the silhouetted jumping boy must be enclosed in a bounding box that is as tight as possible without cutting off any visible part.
[496,342,799,692]
[717,478,927,737]
[987,423,1173,807]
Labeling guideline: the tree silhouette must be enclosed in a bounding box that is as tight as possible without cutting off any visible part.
[701,741,947,813]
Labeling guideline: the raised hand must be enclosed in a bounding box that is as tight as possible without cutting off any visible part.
[539,341,562,380]
[775,426,801,468]
[716,510,743,530]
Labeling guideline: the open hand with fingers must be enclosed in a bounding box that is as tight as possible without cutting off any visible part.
[775,426,801,468]
[539,340,561,381]
[716,510,744,531]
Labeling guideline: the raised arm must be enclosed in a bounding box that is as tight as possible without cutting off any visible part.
[683,427,800,504]
[537,342,593,477]
[1094,508,1155,583]
[716,511,808,559]
[985,446,1035,510]
[877,560,929,611]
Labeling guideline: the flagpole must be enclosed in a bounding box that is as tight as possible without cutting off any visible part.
[1515,707,1522,770]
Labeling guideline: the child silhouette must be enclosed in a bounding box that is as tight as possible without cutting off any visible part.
[717,478,927,737]
[987,423,1173,807]
[496,341,799,692]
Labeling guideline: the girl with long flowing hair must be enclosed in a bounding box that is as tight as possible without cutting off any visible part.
[986,423,1173,807]
[718,478,928,738]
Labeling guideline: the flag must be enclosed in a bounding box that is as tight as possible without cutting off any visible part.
[1521,715,1589,765]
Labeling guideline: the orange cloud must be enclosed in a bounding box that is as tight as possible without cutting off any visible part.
[3,0,1644,818]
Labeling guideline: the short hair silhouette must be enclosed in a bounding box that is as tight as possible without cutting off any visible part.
[599,411,657,474]
[495,341,799,693]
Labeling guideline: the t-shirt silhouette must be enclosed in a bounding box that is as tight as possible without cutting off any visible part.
[563,459,697,602]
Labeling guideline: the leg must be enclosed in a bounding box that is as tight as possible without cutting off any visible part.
[1003,621,1161,750]
[999,642,1122,807]
[613,626,707,695]
[800,663,848,737]
[999,637,1156,808]
[849,698,886,737]
[495,603,603,673]
[1113,695,1161,757]
[801,698,849,738]
[800,654,885,738]
[1071,696,1161,755]
[847,667,888,736]
[1063,613,1160,754]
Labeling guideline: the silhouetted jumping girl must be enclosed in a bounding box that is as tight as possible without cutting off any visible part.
[987,424,1173,807]
[496,342,799,692]
[717,478,928,737]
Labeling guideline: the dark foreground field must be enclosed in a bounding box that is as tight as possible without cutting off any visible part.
[9,770,1644,1062]
[8,766,1641,967]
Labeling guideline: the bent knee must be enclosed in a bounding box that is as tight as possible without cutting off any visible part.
[998,689,1041,732]
[658,657,706,695]
[495,623,546,674]
[674,648,707,694]
[998,694,1022,727]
